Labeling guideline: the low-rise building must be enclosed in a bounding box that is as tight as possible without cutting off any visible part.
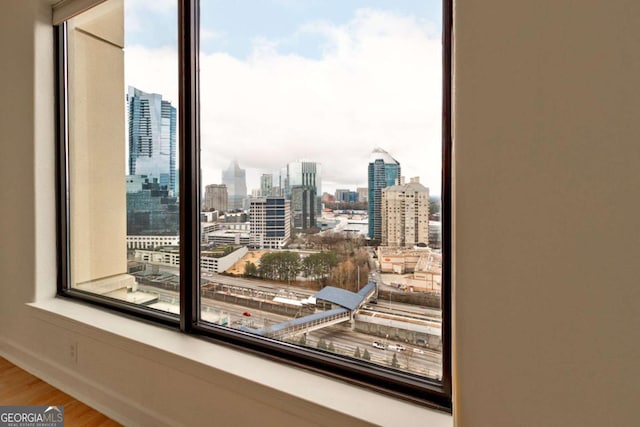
[134,246,248,273]
[377,247,441,293]
[127,235,180,249]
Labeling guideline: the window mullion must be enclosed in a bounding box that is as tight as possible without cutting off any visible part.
[179,0,200,332]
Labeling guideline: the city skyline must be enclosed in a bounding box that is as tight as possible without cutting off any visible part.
[200,148,430,198]
[123,1,442,197]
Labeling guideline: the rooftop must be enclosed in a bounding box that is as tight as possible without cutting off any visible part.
[369,148,399,165]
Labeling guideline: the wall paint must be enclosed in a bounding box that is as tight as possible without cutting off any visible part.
[453,0,640,425]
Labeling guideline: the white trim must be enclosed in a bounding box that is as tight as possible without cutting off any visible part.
[12,298,452,426]
[0,338,170,427]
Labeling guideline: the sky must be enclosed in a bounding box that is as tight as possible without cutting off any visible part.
[124,0,443,195]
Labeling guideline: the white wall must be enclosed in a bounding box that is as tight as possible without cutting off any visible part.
[1,0,640,426]
[453,0,640,425]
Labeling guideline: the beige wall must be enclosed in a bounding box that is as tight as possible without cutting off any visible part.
[67,0,127,285]
[1,0,640,426]
[453,0,640,425]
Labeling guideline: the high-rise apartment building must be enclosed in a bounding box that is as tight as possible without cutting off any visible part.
[203,184,228,212]
[286,160,321,230]
[381,177,429,247]
[127,87,177,195]
[249,197,291,249]
[222,159,247,210]
[368,148,401,240]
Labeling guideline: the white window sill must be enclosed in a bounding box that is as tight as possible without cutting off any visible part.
[26,298,452,426]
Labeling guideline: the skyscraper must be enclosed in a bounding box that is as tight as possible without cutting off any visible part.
[203,184,228,212]
[381,177,429,247]
[260,173,273,196]
[285,160,321,230]
[126,177,179,236]
[222,160,247,210]
[290,186,316,230]
[127,87,177,195]
[368,148,401,240]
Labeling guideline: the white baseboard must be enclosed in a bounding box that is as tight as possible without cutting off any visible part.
[0,337,177,427]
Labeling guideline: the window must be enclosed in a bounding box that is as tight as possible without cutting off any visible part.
[56,0,451,410]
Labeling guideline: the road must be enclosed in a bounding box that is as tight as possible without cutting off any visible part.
[368,300,441,321]
[136,283,442,378]
[301,325,442,379]
[203,272,317,299]
[138,284,293,328]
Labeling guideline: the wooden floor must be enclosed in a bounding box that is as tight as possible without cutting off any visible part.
[0,357,121,426]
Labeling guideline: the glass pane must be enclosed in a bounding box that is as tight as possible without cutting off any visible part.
[66,0,179,314]
[199,0,442,380]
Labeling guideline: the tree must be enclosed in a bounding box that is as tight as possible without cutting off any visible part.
[331,258,356,290]
[258,251,301,281]
[244,261,258,277]
[298,334,307,346]
[328,341,335,352]
[403,348,414,370]
[302,251,338,282]
[362,349,371,361]
[280,251,301,283]
[354,347,361,358]
[391,353,400,368]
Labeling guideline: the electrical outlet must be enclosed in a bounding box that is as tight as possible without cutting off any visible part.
[69,341,78,364]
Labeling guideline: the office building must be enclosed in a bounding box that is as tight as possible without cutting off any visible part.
[285,160,321,229]
[357,187,368,203]
[381,177,429,247]
[126,177,179,236]
[260,173,273,196]
[367,148,401,240]
[222,159,247,210]
[249,197,290,249]
[203,184,228,212]
[127,87,176,195]
[290,186,316,230]
[335,189,350,203]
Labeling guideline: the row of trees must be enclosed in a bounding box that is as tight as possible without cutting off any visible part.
[244,251,337,283]
[244,249,369,291]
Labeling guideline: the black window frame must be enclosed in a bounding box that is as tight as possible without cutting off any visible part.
[56,0,453,412]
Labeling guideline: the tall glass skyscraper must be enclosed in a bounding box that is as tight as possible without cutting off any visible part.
[127,87,177,196]
[285,160,321,230]
[222,159,247,210]
[368,148,401,240]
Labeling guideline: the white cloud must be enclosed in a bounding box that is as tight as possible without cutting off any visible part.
[124,0,176,34]
[127,0,175,15]
[125,45,179,106]
[201,29,226,43]
[125,9,442,195]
